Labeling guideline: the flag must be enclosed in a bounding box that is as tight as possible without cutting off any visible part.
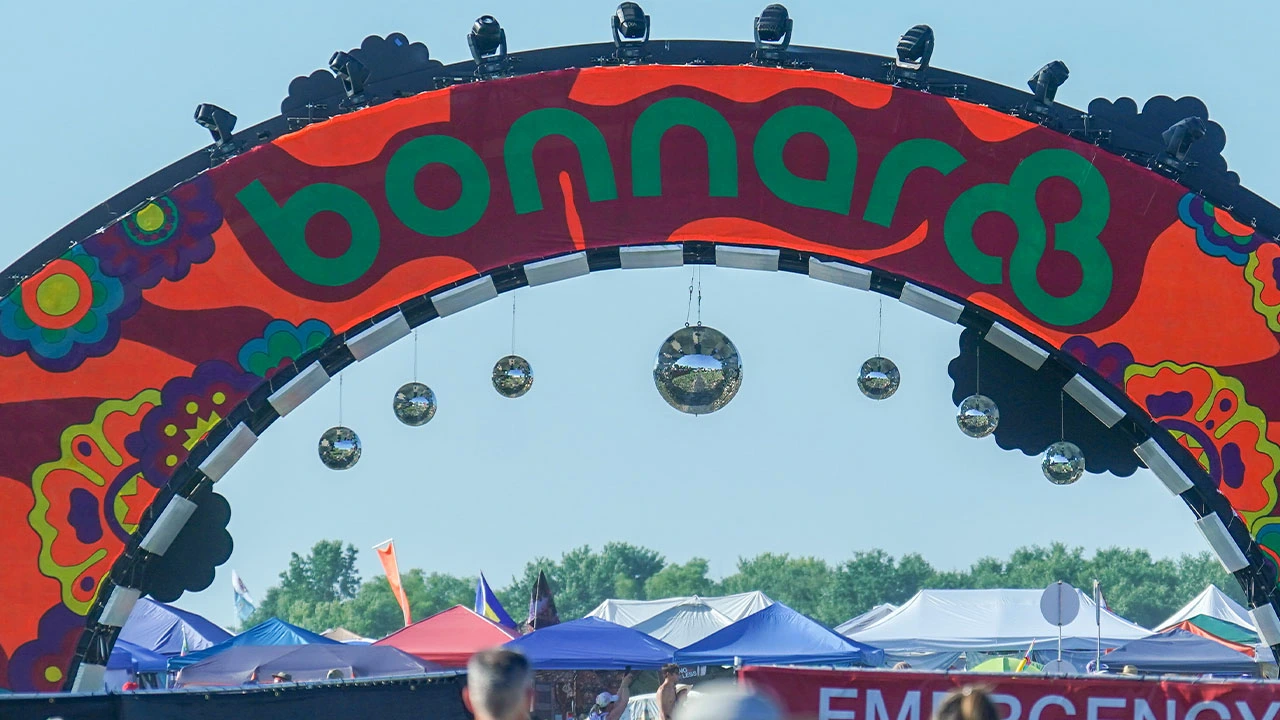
[476,573,517,630]
[232,570,257,622]
[374,539,413,627]
[1015,639,1036,673]
[527,570,560,630]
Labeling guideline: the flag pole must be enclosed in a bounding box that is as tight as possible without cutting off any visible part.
[1093,579,1101,673]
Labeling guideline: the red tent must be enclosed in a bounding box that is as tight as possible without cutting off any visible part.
[374,606,517,667]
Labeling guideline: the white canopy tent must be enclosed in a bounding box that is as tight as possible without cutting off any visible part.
[836,604,898,637]
[586,592,773,648]
[1157,585,1255,631]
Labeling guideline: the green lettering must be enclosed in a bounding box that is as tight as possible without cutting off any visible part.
[632,98,738,198]
[753,106,857,214]
[864,139,966,227]
[504,108,618,214]
[385,135,491,237]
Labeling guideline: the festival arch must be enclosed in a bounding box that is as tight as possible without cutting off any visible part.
[3,31,1280,692]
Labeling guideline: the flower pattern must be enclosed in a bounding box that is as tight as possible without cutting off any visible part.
[1061,336,1134,388]
[237,318,332,378]
[1178,193,1266,265]
[1244,242,1280,332]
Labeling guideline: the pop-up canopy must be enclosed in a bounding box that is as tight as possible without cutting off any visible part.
[168,617,337,670]
[1104,629,1257,676]
[175,644,438,686]
[674,603,883,667]
[1157,586,1254,631]
[375,606,516,668]
[118,597,232,657]
[586,592,773,647]
[504,618,677,670]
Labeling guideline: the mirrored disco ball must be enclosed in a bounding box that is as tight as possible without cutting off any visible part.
[393,382,437,426]
[318,426,362,470]
[956,394,1000,438]
[857,356,900,400]
[653,325,743,415]
[1042,441,1085,485]
[492,355,534,398]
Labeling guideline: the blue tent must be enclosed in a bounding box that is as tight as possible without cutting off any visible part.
[504,617,677,670]
[1103,629,1257,676]
[108,639,169,674]
[168,617,338,670]
[119,597,232,657]
[674,603,884,667]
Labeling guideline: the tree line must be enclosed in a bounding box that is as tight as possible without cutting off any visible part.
[242,541,1241,640]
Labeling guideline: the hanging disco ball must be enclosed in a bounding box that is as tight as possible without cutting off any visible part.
[318,426,362,470]
[1042,441,1085,485]
[956,394,999,438]
[492,355,534,398]
[857,356,900,400]
[393,382,437,426]
[653,325,743,415]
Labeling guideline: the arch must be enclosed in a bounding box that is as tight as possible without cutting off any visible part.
[0,56,1278,693]
[631,97,738,198]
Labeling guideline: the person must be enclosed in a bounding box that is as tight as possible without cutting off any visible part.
[657,664,680,720]
[464,648,534,720]
[120,680,139,691]
[679,681,781,720]
[893,662,912,670]
[271,672,292,684]
[934,687,998,720]
[588,672,633,720]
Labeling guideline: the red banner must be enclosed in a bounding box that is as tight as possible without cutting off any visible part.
[741,667,1280,720]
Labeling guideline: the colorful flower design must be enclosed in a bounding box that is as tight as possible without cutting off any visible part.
[1125,362,1280,526]
[1061,336,1134,388]
[237,318,332,378]
[1244,242,1280,332]
[82,174,221,288]
[126,360,259,486]
[27,390,161,615]
[0,247,139,372]
[6,604,82,692]
[1178,193,1266,265]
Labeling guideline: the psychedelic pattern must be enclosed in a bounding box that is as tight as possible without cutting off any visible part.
[1,65,1278,691]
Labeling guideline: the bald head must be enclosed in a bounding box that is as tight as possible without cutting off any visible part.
[466,649,534,720]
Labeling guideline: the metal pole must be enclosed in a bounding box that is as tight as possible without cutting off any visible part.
[1094,580,1101,673]
[1057,581,1063,662]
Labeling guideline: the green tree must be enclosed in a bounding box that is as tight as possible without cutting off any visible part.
[344,570,477,639]
[721,553,834,623]
[824,550,937,623]
[243,540,361,629]
[645,558,718,599]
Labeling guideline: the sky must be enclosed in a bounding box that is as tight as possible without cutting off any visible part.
[2,0,1277,630]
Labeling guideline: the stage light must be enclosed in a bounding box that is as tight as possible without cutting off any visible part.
[613,2,650,60]
[1161,116,1206,168]
[139,495,197,556]
[1027,60,1069,107]
[753,4,792,63]
[194,103,236,147]
[1195,512,1250,573]
[99,586,142,628]
[895,24,934,71]
[469,15,508,74]
[329,51,370,103]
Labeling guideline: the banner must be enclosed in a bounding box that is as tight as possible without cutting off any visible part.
[373,539,412,627]
[232,569,257,622]
[741,667,1280,720]
[528,570,560,630]
[476,572,518,630]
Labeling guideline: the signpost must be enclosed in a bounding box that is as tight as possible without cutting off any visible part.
[1040,581,1080,675]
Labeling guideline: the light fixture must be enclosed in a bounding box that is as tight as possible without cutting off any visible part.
[1027,60,1069,109]
[468,15,508,76]
[194,103,237,148]
[1160,116,1207,171]
[329,51,370,105]
[753,4,792,63]
[613,2,650,60]
[891,24,934,87]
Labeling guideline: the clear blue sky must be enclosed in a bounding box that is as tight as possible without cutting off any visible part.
[3,0,1276,630]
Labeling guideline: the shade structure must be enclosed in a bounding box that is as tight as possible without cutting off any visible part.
[674,603,884,667]
[969,656,1041,673]
[835,604,898,637]
[169,617,338,670]
[375,606,516,668]
[118,597,232,657]
[1103,629,1257,676]
[322,627,373,644]
[108,639,169,674]
[504,617,677,670]
[175,644,438,686]
[588,593,772,642]
[1158,585,1255,631]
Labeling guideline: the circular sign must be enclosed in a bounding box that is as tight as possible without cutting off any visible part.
[1042,659,1078,676]
[1039,581,1080,627]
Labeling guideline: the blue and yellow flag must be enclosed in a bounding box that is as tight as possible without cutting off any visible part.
[475,573,517,630]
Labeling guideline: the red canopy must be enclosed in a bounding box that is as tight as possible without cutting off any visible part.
[374,606,517,667]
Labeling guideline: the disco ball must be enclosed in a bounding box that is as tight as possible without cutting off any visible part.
[393,382,437,426]
[1042,441,1085,485]
[956,394,999,438]
[857,356,900,400]
[318,426,362,470]
[492,355,534,398]
[653,325,743,415]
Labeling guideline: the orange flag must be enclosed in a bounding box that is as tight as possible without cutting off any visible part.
[374,539,412,627]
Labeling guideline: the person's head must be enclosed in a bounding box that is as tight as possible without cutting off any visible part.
[121,680,139,691]
[1121,665,1139,676]
[934,687,998,720]
[271,672,292,684]
[662,664,681,682]
[595,691,620,713]
[465,648,534,720]
[893,662,912,670]
[679,681,780,720]
[326,669,344,680]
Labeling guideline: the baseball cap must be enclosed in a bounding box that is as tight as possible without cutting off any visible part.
[596,692,619,707]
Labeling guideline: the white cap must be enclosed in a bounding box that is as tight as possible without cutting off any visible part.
[596,692,619,707]
[679,682,781,720]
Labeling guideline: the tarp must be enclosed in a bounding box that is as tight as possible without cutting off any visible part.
[587,592,773,646]
[322,628,373,644]
[176,644,438,686]
[118,597,232,657]
[1158,585,1255,631]
[108,640,169,674]
[674,603,884,667]
[835,604,898,637]
[851,589,1149,653]
[1103,629,1257,675]
[503,617,677,670]
[375,606,516,668]
[169,617,338,670]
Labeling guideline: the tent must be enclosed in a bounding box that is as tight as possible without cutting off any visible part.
[118,597,232,657]
[623,688,703,720]
[1103,629,1257,676]
[969,656,1041,673]
[322,627,373,644]
[851,589,1149,655]
[504,617,677,670]
[376,606,516,668]
[674,603,884,667]
[1158,586,1254,631]
[835,604,898,637]
[169,617,337,670]
[175,644,437,686]
[109,640,169,674]
[587,592,773,647]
